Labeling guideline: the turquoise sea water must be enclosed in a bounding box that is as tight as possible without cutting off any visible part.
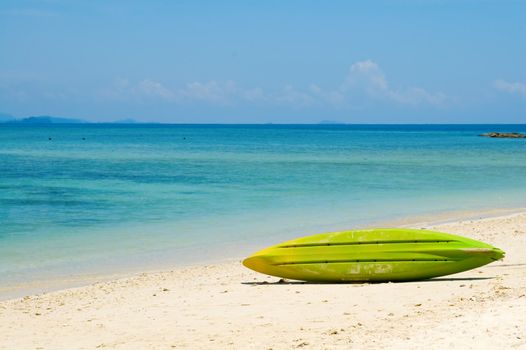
[1,124,526,285]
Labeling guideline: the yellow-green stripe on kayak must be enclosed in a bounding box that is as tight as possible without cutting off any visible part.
[243,228,504,282]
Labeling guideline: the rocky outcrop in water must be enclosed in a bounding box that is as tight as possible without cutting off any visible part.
[479,132,526,139]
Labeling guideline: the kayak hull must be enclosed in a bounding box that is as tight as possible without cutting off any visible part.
[243,228,504,282]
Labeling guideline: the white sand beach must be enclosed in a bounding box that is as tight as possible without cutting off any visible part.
[1,212,525,349]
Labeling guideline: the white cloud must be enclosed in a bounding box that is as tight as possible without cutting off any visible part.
[101,79,266,105]
[273,85,315,107]
[341,60,446,106]
[309,84,344,106]
[137,80,175,100]
[494,80,526,98]
[344,60,388,91]
[242,87,266,102]
[388,87,446,106]
[101,79,173,101]
[181,80,238,104]
[100,60,446,109]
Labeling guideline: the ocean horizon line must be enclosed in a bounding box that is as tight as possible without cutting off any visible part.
[2,121,525,126]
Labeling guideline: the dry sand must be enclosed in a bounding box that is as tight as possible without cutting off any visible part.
[0,212,525,349]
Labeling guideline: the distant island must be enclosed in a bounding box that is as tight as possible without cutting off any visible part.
[318,120,347,125]
[480,132,526,139]
[1,115,140,124]
[5,116,86,124]
[111,118,138,124]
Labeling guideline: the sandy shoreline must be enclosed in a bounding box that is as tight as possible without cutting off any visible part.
[1,212,525,349]
[2,206,523,301]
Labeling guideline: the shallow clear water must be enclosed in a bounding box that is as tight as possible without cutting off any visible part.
[1,124,525,283]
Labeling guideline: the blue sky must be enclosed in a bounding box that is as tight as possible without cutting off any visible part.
[0,0,525,123]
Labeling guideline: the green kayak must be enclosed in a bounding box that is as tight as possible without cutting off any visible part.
[243,228,504,282]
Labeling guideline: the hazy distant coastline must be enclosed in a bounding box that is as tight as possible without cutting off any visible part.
[0,115,139,124]
[1,116,347,125]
